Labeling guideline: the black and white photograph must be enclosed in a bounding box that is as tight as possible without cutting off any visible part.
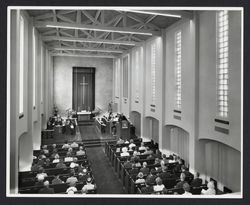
[5,5,243,199]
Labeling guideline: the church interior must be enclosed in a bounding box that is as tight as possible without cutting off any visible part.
[7,7,242,197]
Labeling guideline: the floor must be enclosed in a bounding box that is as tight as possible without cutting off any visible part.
[86,147,125,194]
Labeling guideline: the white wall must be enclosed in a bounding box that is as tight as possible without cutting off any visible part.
[112,10,242,193]
[9,10,54,193]
[53,56,113,113]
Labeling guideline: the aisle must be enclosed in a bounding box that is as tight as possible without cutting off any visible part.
[86,147,125,194]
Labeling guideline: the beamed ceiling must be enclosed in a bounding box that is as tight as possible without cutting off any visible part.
[26,9,193,58]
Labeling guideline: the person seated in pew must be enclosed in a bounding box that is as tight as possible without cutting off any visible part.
[44,158,52,169]
[37,158,45,167]
[67,147,75,156]
[181,166,193,181]
[78,169,89,183]
[128,139,136,149]
[131,151,140,162]
[190,172,202,188]
[81,187,88,194]
[175,173,187,189]
[134,158,142,168]
[146,154,154,160]
[120,147,130,157]
[138,142,147,151]
[116,137,125,145]
[124,158,133,169]
[76,146,86,156]
[77,162,88,173]
[162,154,169,165]
[70,158,79,169]
[52,144,57,151]
[36,167,48,180]
[35,175,45,186]
[146,169,157,185]
[42,145,49,155]
[52,155,59,164]
[135,172,146,184]
[201,181,216,195]
[143,147,153,155]
[56,158,67,169]
[173,159,183,174]
[62,140,70,149]
[82,177,96,191]
[71,141,79,148]
[152,149,162,159]
[64,153,74,162]
[31,162,42,172]
[158,166,171,180]
[156,160,166,172]
[182,183,192,196]
[66,181,78,194]
[124,139,129,144]
[66,171,78,184]
[141,179,154,194]
[52,174,64,184]
[38,180,55,194]
[51,149,59,159]
[38,151,47,160]
[140,162,150,176]
[153,177,165,192]
[129,164,139,175]
[154,158,161,166]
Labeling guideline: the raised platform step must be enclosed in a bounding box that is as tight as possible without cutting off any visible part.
[83,138,117,148]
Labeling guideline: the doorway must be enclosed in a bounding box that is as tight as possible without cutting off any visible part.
[72,67,95,112]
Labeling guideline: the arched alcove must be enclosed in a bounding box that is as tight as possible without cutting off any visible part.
[33,121,41,150]
[163,125,190,165]
[199,139,241,192]
[144,116,159,143]
[129,111,141,137]
[19,133,33,171]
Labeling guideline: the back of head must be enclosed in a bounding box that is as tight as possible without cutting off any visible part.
[44,180,49,187]
[86,177,92,184]
[183,182,190,192]
[155,177,162,185]
[143,162,147,167]
[138,172,144,179]
[37,174,45,182]
[69,181,76,187]
[208,181,215,189]
[82,187,88,194]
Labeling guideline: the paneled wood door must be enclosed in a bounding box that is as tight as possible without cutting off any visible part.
[72,67,95,112]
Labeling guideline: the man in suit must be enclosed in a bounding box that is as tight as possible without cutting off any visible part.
[52,174,64,185]
[124,158,133,169]
[146,169,157,185]
[56,158,67,169]
[159,166,171,180]
[190,172,202,187]
[129,164,139,175]
[175,173,187,189]
[141,180,154,194]
[140,162,150,176]
[38,181,55,194]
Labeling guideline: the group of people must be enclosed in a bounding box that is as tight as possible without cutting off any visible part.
[30,141,96,194]
[114,139,216,195]
[47,115,76,135]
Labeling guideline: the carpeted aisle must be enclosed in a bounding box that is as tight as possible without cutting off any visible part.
[86,147,125,194]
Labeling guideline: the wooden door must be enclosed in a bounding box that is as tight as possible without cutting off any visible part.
[72,67,95,112]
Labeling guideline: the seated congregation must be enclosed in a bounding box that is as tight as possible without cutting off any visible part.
[105,139,218,195]
[18,140,97,194]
